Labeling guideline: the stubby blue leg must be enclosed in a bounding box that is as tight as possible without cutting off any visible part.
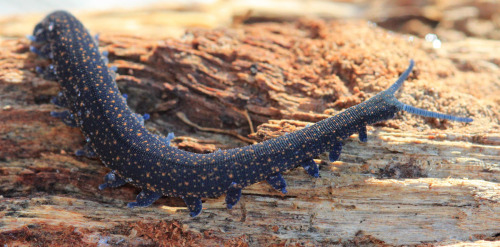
[122,93,150,126]
[182,197,203,217]
[98,171,127,190]
[75,143,97,158]
[30,45,53,59]
[50,110,77,127]
[35,64,57,80]
[51,92,69,108]
[122,94,150,126]
[31,23,49,43]
[93,33,100,45]
[98,49,118,76]
[358,126,368,142]
[133,113,150,125]
[26,34,37,42]
[101,50,109,64]
[160,132,175,146]
[225,182,242,209]
[127,190,161,208]
[266,173,287,194]
[329,142,342,162]
[302,159,319,178]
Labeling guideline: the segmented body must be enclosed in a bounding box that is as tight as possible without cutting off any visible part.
[31,11,472,217]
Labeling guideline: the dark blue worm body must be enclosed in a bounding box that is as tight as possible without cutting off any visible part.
[31,11,472,217]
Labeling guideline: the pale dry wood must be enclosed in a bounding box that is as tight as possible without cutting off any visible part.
[0,129,498,245]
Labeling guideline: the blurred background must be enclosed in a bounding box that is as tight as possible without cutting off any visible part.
[0,0,499,41]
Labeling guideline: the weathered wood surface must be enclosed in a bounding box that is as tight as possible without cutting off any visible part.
[1,6,499,247]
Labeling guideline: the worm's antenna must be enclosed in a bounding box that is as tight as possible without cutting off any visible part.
[386,59,415,94]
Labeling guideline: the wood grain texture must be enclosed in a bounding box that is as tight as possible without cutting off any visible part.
[0,7,499,246]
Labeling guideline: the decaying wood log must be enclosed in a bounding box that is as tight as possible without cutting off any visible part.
[0,10,499,247]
